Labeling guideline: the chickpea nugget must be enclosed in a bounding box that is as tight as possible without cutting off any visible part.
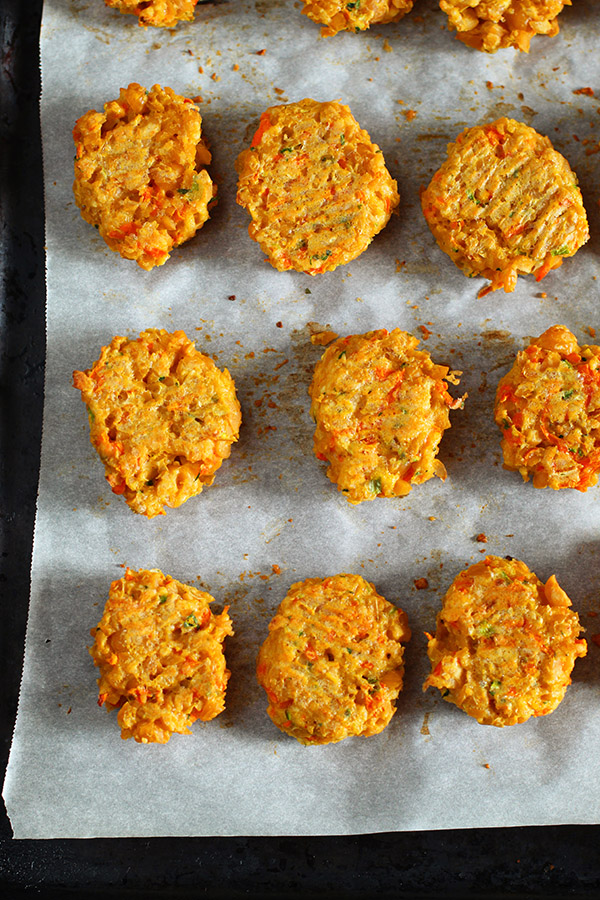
[421,117,588,297]
[424,555,586,726]
[309,328,465,504]
[495,325,600,491]
[104,0,199,28]
[73,329,241,518]
[302,0,414,37]
[73,84,215,269]
[91,568,233,743]
[257,574,411,745]
[440,1,570,53]
[236,99,399,275]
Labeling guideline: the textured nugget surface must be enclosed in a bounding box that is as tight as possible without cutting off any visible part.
[73,83,215,269]
[236,99,399,274]
[424,556,586,726]
[90,568,233,743]
[73,329,241,518]
[257,574,411,745]
[421,117,588,296]
[494,325,600,491]
[440,1,569,52]
[105,0,199,28]
[309,328,464,504]
[302,0,413,37]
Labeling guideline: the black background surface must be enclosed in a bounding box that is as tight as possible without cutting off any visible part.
[1,1,600,896]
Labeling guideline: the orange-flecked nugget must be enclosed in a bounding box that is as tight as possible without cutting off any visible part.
[494,325,600,491]
[73,83,215,270]
[257,574,411,745]
[73,329,241,518]
[421,118,589,297]
[421,117,588,297]
[440,1,570,53]
[236,99,399,275]
[309,328,465,504]
[91,568,233,743]
[302,0,414,37]
[424,555,586,726]
[104,0,199,28]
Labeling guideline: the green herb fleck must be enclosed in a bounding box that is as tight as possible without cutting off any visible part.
[298,630,305,636]
[346,0,360,7]
[499,571,511,584]
[87,407,95,422]
[370,477,382,495]
[285,709,291,721]
[159,594,168,605]
[477,622,495,637]
[182,614,200,630]
[310,250,332,263]
[178,177,199,197]
[305,288,311,294]
[489,680,502,695]
[551,245,570,256]
[502,417,511,430]
[562,389,575,399]
[344,708,351,716]
[338,350,347,360]
[340,134,345,146]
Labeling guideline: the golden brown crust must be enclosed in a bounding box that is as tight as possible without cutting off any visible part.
[105,0,199,28]
[424,555,586,726]
[257,574,411,745]
[73,83,215,269]
[309,328,464,504]
[90,568,233,743]
[235,99,399,275]
[421,117,588,296]
[494,325,600,491]
[302,0,413,37]
[73,329,241,518]
[440,1,569,53]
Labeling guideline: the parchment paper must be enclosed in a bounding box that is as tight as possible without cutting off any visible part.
[4,0,600,838]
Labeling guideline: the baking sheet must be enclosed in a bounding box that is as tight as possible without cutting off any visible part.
[4,0,600,838]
